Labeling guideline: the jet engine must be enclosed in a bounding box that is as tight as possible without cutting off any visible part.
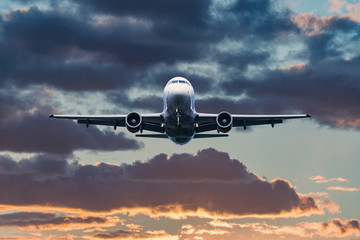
[126,112,142,133]
[216,111,233,133]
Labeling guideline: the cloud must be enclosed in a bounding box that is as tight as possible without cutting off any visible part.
[0,104,142,153]
[308,192,340,214]
[0,211,119,230]
[291,13,336,36]
[0,86,47,121]
[87,229,177,240]
[297,218,360,238]
[220,56,360,129]
[328,0,360,23]
[234,221,313,238]
[181,224,230,236]
[0,235,75,240]
[72,0,211,28]
[210,218,360,239]
[327,186,359,192]
[73,0,298,40]
[310,175,348,183]
[1,0,360,134]
[0,5,211,91]
[320,218,360,237]
[0,0,299,93]
[0,148,324,218]
[328,0,347,14]
[0,154,74,179]
[309,176,359,192]
[207,220,235,229]
[346,1,360,22]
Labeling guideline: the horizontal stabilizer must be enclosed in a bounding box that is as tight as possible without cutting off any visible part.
[135,134,228,139]
[194,134,228,138]
[136,134,168,138]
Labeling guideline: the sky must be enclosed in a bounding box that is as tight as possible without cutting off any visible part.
[0,0,360,239]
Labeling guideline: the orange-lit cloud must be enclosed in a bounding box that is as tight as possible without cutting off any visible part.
[291,13,335,36]
[292,8,360,37]
[181,224,230,236]
[328,0,360,22]
[329,0,347,14]
[327,186,360,192]
[319,218,360,237]
[0,235,75,240]
[236,222,313,238]
[216,218,360,239]
[310,175,348,183]
[42,85,54,96]
[0,149,323,219]
[85,229,178,240]
[308,192,340,214]
[334,118,360,128]
[346,1,360,22]
[281,63,307,71]
[125,223,143,231]
[299,218,360,238]
[208,220,235,229]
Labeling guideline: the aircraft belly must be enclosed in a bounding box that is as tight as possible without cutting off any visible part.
[164,85,196,144]
[165,116,195,137]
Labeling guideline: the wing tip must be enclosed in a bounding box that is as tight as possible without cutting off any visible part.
[49,114,54,118]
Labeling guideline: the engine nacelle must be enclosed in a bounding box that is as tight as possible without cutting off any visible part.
[216,111,233,133]
[126,112,142,133]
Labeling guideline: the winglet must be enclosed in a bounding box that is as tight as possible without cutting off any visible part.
[49,114,54,119]
[306,114,311,118]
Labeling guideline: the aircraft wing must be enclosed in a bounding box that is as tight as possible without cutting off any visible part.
[195,113,311,133]
[49,113,165,133]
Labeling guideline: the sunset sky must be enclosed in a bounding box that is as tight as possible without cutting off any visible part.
[0,0,360,239]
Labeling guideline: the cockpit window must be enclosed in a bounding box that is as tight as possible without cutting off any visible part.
[167,79,192,86]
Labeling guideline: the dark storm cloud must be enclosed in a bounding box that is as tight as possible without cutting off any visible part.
[1,0,358,131]
[130,95,163,112]
[106,92,162,113]
[73,0,211,27]
[0,89,33,121]
[0,5,212,91]
[125,148,257,181]
[0,211,108,229]
[216,51,271,72]
[0,0,299,92]
[0,154,70,177]
[0,105,142,153]
[0,7,131,91]
[220,56,360,128]
[74,0,297,39]
[304,16,360,63]
[197,14,360,129]
[218,0,298,39]
[0,148,319,216]
[195,97,286,114]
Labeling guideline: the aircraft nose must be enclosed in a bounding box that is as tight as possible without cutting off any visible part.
[167,88,190,107]
[168,91,187,102]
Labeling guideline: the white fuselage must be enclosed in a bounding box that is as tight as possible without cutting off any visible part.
[162,77,196,144]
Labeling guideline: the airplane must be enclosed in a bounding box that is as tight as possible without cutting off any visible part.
[50,76,311,144]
